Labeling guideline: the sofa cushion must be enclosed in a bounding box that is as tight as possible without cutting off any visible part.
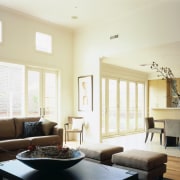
[80,143,124,161]
[14,117,40,138]
[26,135,61,146]
[23,121,44,137]
[0,118,15,140]
[39,118,57,135]
[0,139,30,151]
[71,118,84,130]
[112,149,167,171]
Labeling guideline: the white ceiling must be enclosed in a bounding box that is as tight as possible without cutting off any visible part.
[0,0,159,30]
[0,0,180,76]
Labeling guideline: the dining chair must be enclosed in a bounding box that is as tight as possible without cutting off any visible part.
[164,119,180,148]
[144,117,164,145]
[64,116,84,144]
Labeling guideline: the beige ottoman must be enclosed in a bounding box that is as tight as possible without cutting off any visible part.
[112,149,167,180]
[79,143,124,165]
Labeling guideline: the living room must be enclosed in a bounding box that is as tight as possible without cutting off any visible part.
[0,2,179,146]
[0,1,180,179]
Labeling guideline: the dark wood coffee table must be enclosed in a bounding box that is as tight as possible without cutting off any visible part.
[0,159,138,180]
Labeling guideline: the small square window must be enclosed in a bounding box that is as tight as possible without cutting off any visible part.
[0,21,2,43]
[35,32,52,53]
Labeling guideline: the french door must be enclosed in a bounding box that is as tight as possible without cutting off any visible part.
[26,67,58,120]
[102,78,118,136]
[101,77,145,137]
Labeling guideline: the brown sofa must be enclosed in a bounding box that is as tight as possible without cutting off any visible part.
[0,117,63,161]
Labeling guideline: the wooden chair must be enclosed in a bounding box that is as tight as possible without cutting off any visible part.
[145,117,164,145]
[64,116,84,144]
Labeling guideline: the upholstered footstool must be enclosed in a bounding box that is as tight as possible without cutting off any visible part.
[112,149,167,180]
[79,143,124,165]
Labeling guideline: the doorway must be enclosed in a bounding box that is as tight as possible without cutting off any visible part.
[101,77,145,138]
[26,67,58,120]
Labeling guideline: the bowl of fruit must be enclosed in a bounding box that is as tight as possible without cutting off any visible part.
[16,145,85,171]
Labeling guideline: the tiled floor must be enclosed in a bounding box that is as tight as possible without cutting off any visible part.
[103,132,180,157]
[66,132,180,157]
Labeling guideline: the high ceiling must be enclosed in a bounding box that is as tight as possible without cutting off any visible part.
[0,0,180,76]
[0,0,159,30]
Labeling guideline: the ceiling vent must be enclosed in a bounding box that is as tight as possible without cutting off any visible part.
[110,34,119,40]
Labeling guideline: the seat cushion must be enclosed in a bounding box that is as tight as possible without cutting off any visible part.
[112,149,167,171]
[0,139,30,151]
[80,143,123,161]
[27,135,61,146]
[71,118,84,130]
[149,128,163,133]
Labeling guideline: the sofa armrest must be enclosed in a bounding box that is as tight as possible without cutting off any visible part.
[52,126,63,141]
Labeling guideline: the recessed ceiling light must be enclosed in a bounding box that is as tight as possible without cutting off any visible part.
[71,16,78,20]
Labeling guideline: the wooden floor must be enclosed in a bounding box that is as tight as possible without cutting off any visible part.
[164,156,180,180]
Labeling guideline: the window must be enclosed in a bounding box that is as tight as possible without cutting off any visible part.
[0,21,2,43]
[35,32,52,53]
[0,62,59,120]
[0,62,24,117]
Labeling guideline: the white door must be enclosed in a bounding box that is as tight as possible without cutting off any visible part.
[101,77,145,138]
[26,67,58,121]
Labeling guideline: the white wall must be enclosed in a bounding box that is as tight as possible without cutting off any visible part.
[0,6,73,126]
[73,1,180,142]
[73,29,101,143]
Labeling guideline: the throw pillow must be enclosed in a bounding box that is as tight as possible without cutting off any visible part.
[71,118,83,130]
[23,121,43,138]
[39,118,57,135]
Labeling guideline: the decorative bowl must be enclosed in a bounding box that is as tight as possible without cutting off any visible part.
[16,146,85,171]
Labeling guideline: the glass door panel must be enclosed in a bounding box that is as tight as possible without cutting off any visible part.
[108,79,117,134]
[27,70,41,117]
[119,80,127,131]
[44,71,57,121]
[137,83,145,129]
[101,78,106,135]
[129,82,136,130]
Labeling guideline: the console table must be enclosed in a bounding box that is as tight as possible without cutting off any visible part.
[0,159,138,180]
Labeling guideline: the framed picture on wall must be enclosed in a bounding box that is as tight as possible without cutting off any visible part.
[78,75,93,111]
